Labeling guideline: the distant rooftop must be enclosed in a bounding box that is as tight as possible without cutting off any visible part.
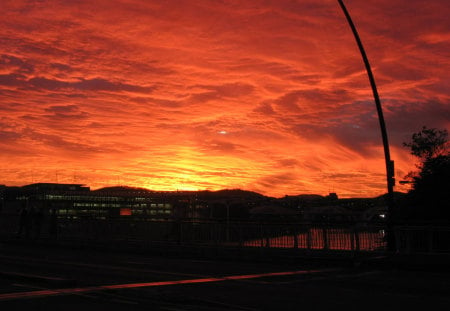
[21,183,90,192]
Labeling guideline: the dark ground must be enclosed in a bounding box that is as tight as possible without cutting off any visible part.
[0,240,449,310]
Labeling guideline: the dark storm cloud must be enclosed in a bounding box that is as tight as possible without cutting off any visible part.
[188,82,255,104]
[276,158,300,168]
[0,130,22,141]
[43,104,89,121]
[256,172,300,189]
[386,99,450,146]
[27,77,155,93]
[0,54,34,74]
[45,105,79,114]
[199,140,241,153]
[50,62,73,72]
[0,74,155,94]
[253,103,276,115]
[0,74,25,86]
[273,88,352,112]
[23,129,103,155]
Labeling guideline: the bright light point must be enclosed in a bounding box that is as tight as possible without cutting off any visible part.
[218,130,228,135]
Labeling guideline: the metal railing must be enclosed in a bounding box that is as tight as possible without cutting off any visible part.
[1,213,449,256]
[394,225,450,254]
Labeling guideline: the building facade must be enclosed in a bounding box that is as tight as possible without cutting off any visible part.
[1,183,194,220]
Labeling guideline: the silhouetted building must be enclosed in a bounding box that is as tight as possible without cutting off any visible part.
[0,185,5,212]
[1,183,194,220]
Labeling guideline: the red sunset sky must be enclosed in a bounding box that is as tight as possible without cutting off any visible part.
[1,0,449,198]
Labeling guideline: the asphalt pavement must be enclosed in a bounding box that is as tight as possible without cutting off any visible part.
[0,240,449,310]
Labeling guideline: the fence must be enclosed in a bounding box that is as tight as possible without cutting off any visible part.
[1,213,449,256]
[394,225,450,254]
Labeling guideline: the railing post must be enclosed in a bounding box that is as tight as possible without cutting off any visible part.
[405,229,411,255]
[394,227,401,253]
[238,224,243,248]
[355,227,360,252]
[322,227,329,250]
[178,221,182,245]
[427,227,433,253]
[260,224,264,248]
[350,227,355,252]
[306,226,312,250]
[215,222,219,245]
[265,226,270,248]
[293,226,298,249]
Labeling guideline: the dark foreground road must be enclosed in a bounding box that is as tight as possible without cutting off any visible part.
[0,241,449,310]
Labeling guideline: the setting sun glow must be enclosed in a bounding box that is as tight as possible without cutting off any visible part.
[0,0,448,197]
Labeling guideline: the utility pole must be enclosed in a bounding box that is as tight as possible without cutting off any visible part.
[337,0,395,251]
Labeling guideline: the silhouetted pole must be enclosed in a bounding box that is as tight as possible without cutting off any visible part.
[337,0,395,251]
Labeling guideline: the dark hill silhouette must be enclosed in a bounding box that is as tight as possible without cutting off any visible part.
[374,191,407,203]
[94,186,153,193]
[90,186,402,206]
[286,194,325,201]
[196,189,269,201]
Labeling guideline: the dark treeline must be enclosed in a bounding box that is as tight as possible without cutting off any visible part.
[394,126,450,222]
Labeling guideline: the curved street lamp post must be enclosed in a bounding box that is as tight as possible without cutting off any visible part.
[337,0,395,250]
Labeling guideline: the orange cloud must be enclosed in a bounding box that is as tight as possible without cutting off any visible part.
[0,0,448,197]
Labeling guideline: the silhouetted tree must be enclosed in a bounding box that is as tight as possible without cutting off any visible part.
[403,126,448,161]
[399,126,450,221]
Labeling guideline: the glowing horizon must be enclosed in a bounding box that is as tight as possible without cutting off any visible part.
[1,0,449,198]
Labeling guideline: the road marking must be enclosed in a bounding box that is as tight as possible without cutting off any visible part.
[0,268,339,301]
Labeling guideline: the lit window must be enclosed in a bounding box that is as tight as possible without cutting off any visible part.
[120,208,132,216]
